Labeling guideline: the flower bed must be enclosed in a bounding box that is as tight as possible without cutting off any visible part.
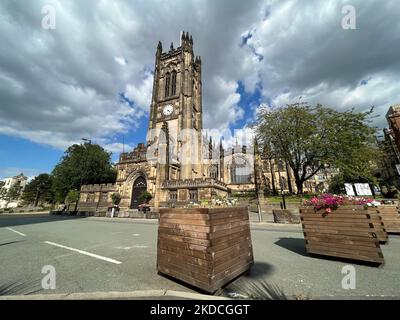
[300,195,385,265]
[303,194,388,243]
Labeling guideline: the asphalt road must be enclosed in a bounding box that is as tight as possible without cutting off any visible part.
[0,214,399,299]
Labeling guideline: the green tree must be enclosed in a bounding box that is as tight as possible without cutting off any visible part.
[21,174,54,206]
[52,143,117,203]
[255,102,377,194]
[65,190,79,204]
[138,190,152,204]
[111,193,122,206]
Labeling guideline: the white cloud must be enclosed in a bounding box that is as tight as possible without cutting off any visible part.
[247,0,400,128]
[0,0,399,154]
[0,167,42,180]
[102,142,135,154]
[203,76,243,129]
[125,70,154,112]
[114,56,128,66]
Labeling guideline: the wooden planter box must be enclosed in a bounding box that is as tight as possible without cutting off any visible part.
[157,207,254,293]
[272,209,300,224]
[366,207,388,244]
[300,207,384,266]
[377,206,400,234]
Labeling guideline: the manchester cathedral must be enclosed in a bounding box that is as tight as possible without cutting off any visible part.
[77,32,334,212]
[78,32,259,212]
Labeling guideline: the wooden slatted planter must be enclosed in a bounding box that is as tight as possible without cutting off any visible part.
[366,207,388,244]
[157,207,254,293]
[340,206,388,244]
[300,207,384,266]
[377,206,400,234]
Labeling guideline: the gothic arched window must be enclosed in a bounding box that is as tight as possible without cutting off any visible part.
[209,165,218,180]
[230,155,252,184]
[280,176,287,190]
[165,73,171,97]
[278,160,284,172]
[171,71,177,96]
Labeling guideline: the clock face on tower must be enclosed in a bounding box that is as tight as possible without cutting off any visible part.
[163,104,174,116]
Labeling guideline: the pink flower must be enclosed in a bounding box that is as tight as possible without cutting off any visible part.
[325,208,332,214]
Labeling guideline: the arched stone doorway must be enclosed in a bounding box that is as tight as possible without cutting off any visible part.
[130,176,147,209]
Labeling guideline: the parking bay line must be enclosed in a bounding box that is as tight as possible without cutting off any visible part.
[6,227,26,237]
[44,241,122,265]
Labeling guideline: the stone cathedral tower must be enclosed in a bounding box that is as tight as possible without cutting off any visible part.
[77,32,254,213]
[147,31,204,182]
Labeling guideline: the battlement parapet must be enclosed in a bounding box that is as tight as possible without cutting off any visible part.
[80,183,116,192]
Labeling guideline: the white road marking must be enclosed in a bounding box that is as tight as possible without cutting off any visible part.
[44,241,122,264]
[132,234,140,237]
[6,227,26,237]
[114,245,149,250]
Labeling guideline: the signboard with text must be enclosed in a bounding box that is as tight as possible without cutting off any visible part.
[344,183,355,196]
[354,183,373,196]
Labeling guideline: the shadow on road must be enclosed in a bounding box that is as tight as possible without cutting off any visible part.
[0,279,43,296]
[220,262,278,299]
[274,237,308,257]
[0,240,26,247]
[242,261,275,279]
[158,261,275,297]
[0,214,87,228]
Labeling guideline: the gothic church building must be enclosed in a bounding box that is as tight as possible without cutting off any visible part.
[78,32,258,212]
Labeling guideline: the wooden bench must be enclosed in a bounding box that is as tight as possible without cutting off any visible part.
[377,206,400,234]
[272,209,300,224]
[300,207,384,266]
[157,207,254,293]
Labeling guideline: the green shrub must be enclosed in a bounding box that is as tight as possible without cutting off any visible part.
[111,193,122,206]
[138,191,152,204]
[65,189,79,204]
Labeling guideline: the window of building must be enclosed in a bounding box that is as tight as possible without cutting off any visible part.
[209,165,218,179]
[280,176,287,190]
[189,189,198,202]
[169,190,177,201]
[278,160,284,172]
[192,107,196,128]
[230,155,252,184]
[171,71,177,95]
[165,73,171,97]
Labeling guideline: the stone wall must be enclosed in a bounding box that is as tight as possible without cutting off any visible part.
[77,183,116,212]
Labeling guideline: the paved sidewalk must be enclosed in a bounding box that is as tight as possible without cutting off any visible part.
[1,214,399,299]
[0,290,229,300]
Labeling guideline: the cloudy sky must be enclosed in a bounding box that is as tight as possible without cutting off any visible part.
[1,0,399,179]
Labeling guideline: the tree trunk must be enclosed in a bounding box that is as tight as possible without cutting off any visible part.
[270,159,277,195]
[296,180,304,195]
[285,161,293,194]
